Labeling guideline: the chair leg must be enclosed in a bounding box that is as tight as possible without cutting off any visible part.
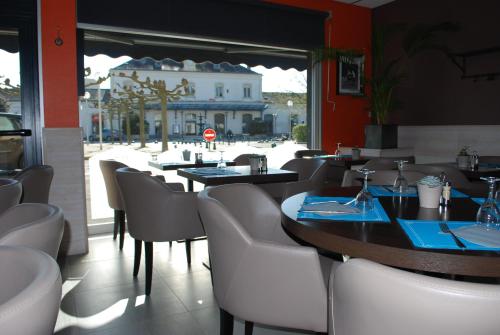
[133,239,142,277]
[113,210,119,240]
[244,321,254,335]
[145,241,153,296]
[119,210,125,250]
[219,308,234,335]
[169,241,172,248]
[185,239,192,265]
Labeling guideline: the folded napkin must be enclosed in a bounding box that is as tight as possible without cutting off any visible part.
[397,219,500,251]
[452,225,500,248]
[297,196,391,223]
[301,202,361,215]
[187,168,240,176]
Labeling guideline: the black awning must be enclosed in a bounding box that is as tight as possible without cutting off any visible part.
[77,0,328,52]
[81,29,308,70]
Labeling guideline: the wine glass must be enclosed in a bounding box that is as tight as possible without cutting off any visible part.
[354,168,375,212]
[217,150,226,168]
[334,143,342,157]
[392,160,409,193]
[476,177,500,229]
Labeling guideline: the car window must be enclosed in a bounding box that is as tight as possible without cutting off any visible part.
[0,115,15,131]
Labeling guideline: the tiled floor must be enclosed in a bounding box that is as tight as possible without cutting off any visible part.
[56,234,314,335]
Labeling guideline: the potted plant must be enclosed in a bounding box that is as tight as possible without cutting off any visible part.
[369,23,461,148]
[314,23,459,149]
[456,146,470,169]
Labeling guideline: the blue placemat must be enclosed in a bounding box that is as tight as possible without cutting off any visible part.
[368,185,468,198]
[471,198,500,206]
[397,219,500,251]
[297,196,391,223]
[185,168,240,176]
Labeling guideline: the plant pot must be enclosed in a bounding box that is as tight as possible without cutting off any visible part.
[417,184,443,209]
[456,155,470,170]
[182,150,191,161]
[364,124,398,149]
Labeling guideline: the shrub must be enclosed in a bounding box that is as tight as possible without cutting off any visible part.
[292,124,307,143]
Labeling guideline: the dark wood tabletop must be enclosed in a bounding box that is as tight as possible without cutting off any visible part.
[307,155,369,169]
[281,186,500,278]
[178,166,298,190]
[148,160,236,171]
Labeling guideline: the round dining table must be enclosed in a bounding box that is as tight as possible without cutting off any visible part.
[281,187,500,278]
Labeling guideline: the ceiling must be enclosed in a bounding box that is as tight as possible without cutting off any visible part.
[334,0,396,8]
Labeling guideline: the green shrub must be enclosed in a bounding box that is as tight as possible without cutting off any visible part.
[292,124,307,143]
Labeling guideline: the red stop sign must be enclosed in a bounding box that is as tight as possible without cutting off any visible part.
[203,128,217,142]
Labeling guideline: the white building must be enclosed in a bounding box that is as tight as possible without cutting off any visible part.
[110,58,267,138]
[80,58,307,140]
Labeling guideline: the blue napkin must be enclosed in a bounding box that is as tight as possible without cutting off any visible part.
[471,198,500,206]
[186,168,240,176]
[297,196,391,223]
[397,219,500,251]
[368,185,468,198]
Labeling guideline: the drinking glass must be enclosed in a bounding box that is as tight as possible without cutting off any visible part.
[392,160,408,193]
[476,177,500,229]
[354,168,375,212]
[217,150,226,168]
[334,142,342,157]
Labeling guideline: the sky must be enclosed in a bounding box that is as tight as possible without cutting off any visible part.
[0,50,307,93]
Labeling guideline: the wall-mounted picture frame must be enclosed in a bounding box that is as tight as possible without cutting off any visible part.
[337,55,365,96]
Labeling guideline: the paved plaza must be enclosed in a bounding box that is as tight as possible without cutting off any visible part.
[85,140,307,222]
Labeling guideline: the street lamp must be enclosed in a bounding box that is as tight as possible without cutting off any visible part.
[287,100,293,138]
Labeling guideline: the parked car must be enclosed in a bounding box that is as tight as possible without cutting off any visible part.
[88,129,121,142]
[0,113,24,169]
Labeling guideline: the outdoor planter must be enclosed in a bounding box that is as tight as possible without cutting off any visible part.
[364,124,398,149]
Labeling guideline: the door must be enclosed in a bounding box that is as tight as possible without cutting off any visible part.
[0,11,41,172]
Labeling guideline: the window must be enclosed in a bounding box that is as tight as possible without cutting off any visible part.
[215,83,224,98]
[186,82,196,95]
[243,84,251,98]
[214,113,225,133]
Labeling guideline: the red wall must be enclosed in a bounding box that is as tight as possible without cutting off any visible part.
[269,0,372,152]
[41,0,79,128]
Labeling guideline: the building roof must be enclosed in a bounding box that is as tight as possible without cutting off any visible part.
[112,58,259,75]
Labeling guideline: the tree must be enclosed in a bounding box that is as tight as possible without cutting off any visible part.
[116,71,191,151]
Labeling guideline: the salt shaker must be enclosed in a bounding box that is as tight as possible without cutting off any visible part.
[440,181,451,207]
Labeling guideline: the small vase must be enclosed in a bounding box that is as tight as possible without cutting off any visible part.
[417,184,443,209]
[456,155,470,170]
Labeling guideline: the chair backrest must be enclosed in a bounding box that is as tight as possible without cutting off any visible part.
[362,156,416,170]
[0,203,64,259]
[0,246,61,335]
[282,161,331,201]
[405,164,471,188]
[202,183,287,242]
[99,160,128,210]
[197,186,254,306]
[14,165,54,203]
[281,158,326,181]
[116,167,204,242]
[0,178,22,215]
[233,153,253,166]
[341,169,425,187]
[332,258,500,335]
[294,149,327,158]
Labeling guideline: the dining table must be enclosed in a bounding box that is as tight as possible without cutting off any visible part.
[281,186,500,278]
[177,165,299,191]
[148,160,236,171]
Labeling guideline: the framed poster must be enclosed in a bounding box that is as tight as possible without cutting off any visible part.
[337,55,365,96]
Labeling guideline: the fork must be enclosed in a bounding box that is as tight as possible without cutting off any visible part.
[439,222,466,249]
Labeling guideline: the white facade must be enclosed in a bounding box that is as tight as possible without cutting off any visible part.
[80,59,307,139]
